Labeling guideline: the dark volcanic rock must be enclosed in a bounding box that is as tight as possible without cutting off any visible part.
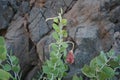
[28,7,50,43]
[5,16,38,79]
[110,6,120,23]
[0,1,14,29]
[19,1,30,15]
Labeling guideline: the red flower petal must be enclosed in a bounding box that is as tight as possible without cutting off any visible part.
[66,50,74,64]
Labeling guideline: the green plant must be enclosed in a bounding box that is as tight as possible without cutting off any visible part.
[81,50,120,80]
[72,75,83,80]
[42,9,74,80]
[2,52,21,80]
[0,36,21,80]
[0,36,12,80]
[0,37,7,63]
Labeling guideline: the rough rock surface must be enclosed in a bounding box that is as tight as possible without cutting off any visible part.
[0,1,14,29]
[5,16,38,79]
[0,0,120,80]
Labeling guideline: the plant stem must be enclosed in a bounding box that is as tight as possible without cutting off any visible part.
[7,54,17,79]
[66,41,75,50]
[46,17,58,21]
[99,55,113,71]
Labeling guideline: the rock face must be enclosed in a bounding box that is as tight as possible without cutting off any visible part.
[0,0,120,80]
[0,1,14,29]
[5,16,38,79]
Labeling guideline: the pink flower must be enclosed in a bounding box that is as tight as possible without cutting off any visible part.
[66,50,74,64]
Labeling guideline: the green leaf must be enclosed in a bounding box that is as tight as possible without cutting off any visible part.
[0,37,7,61]
[52,32,59,40]
[0,69,12,80]
[52,23,60,32]
[52,69,58,77]
[61,42,68,48]
[50,51,56,57]
[81,65,95,78]
[46,60,53,68]
[50,51,58,63]
[90,57,97,68]
[79,76,83,80]
[72,75,79,80]
[12,65,20,72]
[60,42,68,52]
[11,56,19,65]
[72,75,83,80]
[59,46,66,53]
[100,51,107,62]
[62,19,67,25]
[0,47,7,61]
[107,60,119,69]
[62,30,68,37]
[103,66,115,77]
[63,72,67,77]
[0,37,5,45]
[51,56,58,63]
[42,65,50,74]
[107,49,115,58]
[98,66,115,79]
[54,18,59,23]
[0,46,6,53]
[116,54,120,62]
[3,64,11,71]
[63,50,67,57]
[51,43,58,51]
[10,56,16,62]
[0,37,6,61]
[96,52,107,66]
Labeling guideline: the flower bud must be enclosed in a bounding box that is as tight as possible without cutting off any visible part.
[66,50,74,64]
